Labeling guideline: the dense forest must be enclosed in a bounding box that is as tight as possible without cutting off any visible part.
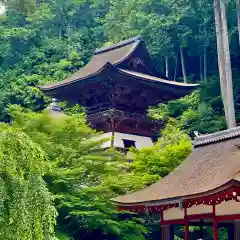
[0,0,239,239]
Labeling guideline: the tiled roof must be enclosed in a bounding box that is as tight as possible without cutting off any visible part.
[39,38,140,91]
[39,36,199,92]
[193,127,240,147]
[113,127,240,206]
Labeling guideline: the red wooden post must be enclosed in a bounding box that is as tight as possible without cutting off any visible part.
[213,205,218,240]
[213,218,218,240]
[184,221,190,240]
[184,207,190,240]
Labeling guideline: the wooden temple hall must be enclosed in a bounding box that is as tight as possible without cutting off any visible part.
[40,36,197,150]
[113,127,240,240]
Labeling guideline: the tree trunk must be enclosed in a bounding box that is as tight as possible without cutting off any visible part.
[165,56,169,78]
[213,0,236,128]
[110,116,115,147]
[237,0,240,45]
[220,0,236,128]
[203,44,207,82]
[214,0,229,126]
[180,46,187,83]
[203,21,208,82]
[174,51,178,81]
[200,55,203,82]
[67,24,71,54]
[59,25,62,39]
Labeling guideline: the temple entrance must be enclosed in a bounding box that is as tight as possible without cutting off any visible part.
[164,221,237,240]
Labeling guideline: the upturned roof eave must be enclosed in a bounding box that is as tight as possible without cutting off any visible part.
[38,61,116,91]
[112,179,240,207]
[118,68,200,89]
[39,65,199,92]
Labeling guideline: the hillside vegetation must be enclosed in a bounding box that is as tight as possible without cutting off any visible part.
[0,0,239,239]
[0,0,239,131]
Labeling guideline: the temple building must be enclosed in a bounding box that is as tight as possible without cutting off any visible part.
[40,36,198,150]
[113,127,240,239]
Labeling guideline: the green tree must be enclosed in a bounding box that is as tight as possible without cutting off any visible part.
[8,106,147,240]
[2,0,37,14]
[0,125,57,240]
[149,91,226,136]
[130,121,192,180]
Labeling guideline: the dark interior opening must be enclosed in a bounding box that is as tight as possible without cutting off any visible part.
[122,139,136,150]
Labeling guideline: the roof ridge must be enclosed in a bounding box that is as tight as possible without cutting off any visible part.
[194,126,240,147]
[94,36,142,55]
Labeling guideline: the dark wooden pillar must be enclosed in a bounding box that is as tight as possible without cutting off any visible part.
[161,225,170,240]
[228,223,234,240]
[200,219,204,239]
[234,220,240,240]
[161,225,165,240]
[170,225,174,240]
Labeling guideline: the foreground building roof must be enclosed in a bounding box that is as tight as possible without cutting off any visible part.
[113,127,240,206]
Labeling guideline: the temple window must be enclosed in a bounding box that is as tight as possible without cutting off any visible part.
[122,139,136,150]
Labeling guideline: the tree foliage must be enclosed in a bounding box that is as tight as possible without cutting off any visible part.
[2,105,193,240]
[130,122,192,179]
[0,0,239,131]
[0,125,57,240]
[7,106,148,240]
[149,91,226,136]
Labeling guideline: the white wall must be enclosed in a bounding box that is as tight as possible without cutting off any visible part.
[164,207,184,220]
[216,200,240,216]
[187,204,212,215]
[97,132,153,149]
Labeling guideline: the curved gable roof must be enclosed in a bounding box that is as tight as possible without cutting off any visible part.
[40,36,199,93]
[40,37,141,91]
